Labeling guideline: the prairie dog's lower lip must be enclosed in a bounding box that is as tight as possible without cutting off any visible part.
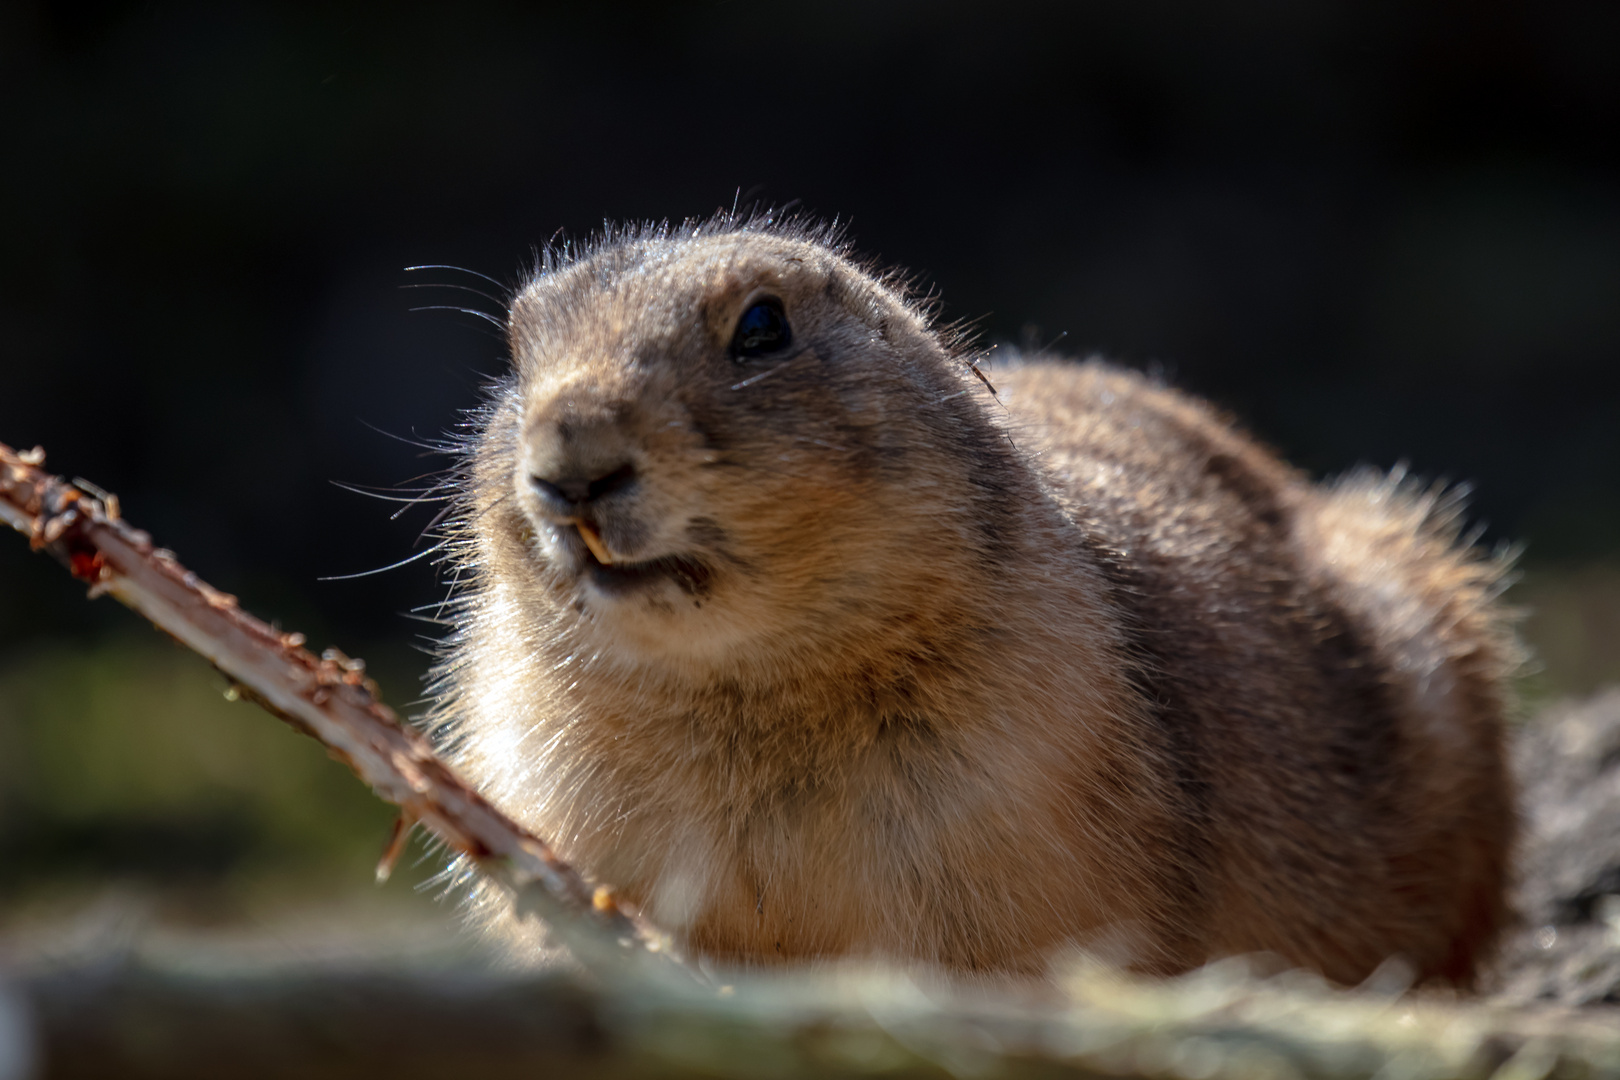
[584,553,713,597]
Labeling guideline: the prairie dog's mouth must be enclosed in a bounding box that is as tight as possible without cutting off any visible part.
[584,550,714,598]
[566,520,714,598]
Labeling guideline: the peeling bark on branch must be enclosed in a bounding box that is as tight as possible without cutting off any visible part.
[0,440,687,979]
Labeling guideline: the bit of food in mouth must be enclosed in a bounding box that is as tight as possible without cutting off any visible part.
[568,517,615,565]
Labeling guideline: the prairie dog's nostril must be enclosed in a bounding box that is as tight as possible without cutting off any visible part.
[585,462,637,501]
[528,474,575,506]
[530,462,637,508]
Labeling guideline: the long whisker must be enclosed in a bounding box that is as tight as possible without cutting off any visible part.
[404,264,508,291]
[330,480,453,505]
[731,350,813,391]
[408,305,507,330]
[432,562,471,622]
[401,281,509,310]
[417,501,457,542]
[401,610,455,627]
[318,543,445,581]
[357,419,461,456]
[422,490,514,618]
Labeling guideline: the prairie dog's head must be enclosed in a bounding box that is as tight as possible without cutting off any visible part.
[474,224,1014,673]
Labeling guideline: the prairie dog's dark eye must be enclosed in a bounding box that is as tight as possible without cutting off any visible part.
[730,298,792,359]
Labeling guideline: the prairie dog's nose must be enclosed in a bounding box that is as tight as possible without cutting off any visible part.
[530,460,637,509]
[524,404,640,513]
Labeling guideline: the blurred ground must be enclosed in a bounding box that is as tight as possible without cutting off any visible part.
[1493,688,1620,1006]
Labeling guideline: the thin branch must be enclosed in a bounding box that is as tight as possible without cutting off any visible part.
[0,440,691,982]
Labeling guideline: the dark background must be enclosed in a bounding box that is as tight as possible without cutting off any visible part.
[5,0,1620,647]
[1,1,1618,910]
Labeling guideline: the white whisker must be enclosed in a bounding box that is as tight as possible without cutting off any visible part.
[317,543,444,581]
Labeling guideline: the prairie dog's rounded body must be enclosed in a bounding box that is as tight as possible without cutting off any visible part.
[441,221,1516,983]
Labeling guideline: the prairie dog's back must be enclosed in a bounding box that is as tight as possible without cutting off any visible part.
[995,360,1515,982]
[441,221,1515,985]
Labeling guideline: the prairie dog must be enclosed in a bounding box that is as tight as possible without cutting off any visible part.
[436,219,1517,984]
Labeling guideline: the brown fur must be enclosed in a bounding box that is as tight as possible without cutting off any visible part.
[434,219,1518,984]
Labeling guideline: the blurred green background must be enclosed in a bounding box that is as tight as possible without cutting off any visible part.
[1,0,1617,941]
[0,635,445,935]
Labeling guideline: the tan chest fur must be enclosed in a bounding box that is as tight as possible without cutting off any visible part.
[436,220,1516,984]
